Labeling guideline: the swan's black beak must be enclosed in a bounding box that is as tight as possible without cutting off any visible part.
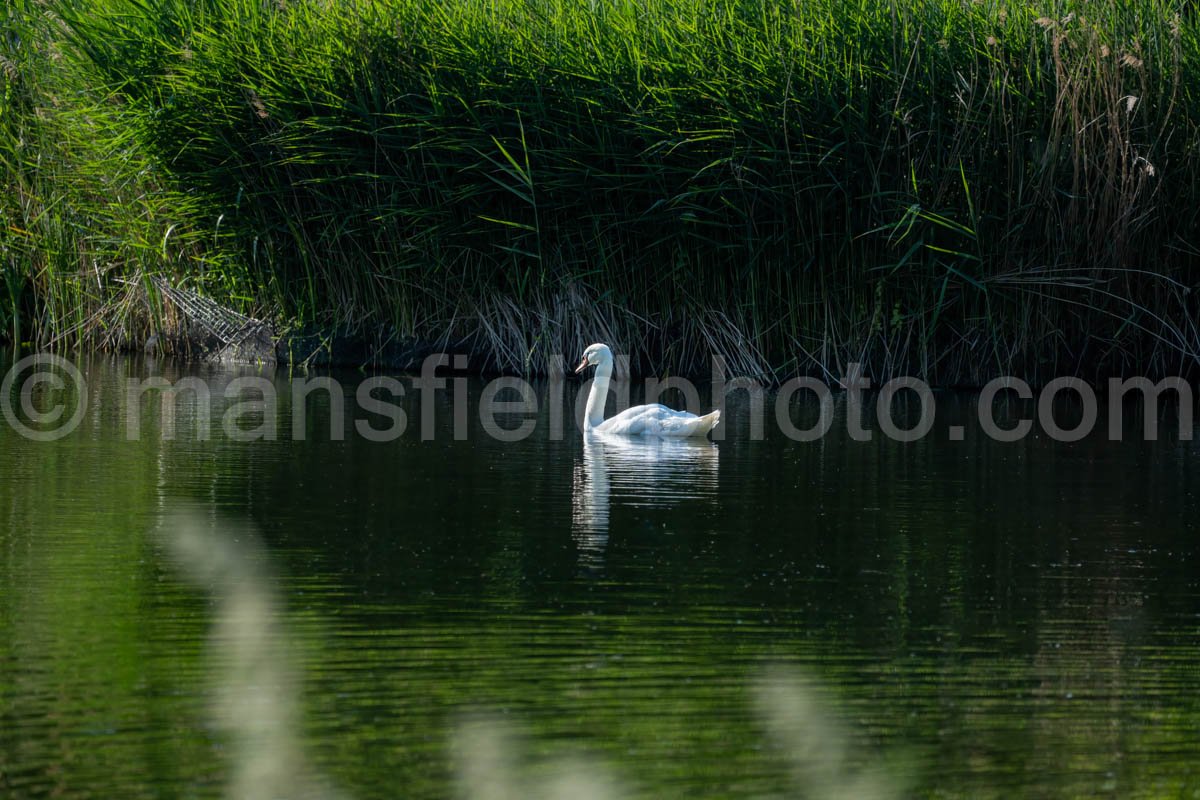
[574,357,589,375]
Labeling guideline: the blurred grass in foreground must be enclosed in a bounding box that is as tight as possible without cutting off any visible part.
[161,505,908,799]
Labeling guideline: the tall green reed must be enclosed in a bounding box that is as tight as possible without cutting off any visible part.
[8,0,1200,382]
[1,0,249,349]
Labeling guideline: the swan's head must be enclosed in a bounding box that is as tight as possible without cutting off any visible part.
[574,343,613,374]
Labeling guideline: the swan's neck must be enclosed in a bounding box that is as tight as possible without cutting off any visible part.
[585,359,613,429]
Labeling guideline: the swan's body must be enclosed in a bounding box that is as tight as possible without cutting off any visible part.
[575,343,720,437]
[588,403,721,436]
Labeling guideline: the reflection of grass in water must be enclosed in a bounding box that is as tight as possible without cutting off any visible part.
[161,506,906,799]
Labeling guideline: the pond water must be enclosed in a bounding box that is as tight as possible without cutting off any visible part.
[1,353,1198,798]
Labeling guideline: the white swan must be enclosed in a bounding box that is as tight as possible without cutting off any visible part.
[574,343,721,437]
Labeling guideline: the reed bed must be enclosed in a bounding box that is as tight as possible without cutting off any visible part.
[4,0,1200,383]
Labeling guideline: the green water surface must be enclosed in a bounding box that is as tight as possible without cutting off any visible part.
[1,355,1198,798]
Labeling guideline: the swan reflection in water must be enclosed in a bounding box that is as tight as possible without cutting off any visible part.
[571,431,720,568]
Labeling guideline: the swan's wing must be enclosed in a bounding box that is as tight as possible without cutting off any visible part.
[655,409,720,437]
[596,405,720,437]
[595,404,673,435]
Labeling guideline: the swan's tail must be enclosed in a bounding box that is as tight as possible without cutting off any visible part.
[689,410,721,437]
